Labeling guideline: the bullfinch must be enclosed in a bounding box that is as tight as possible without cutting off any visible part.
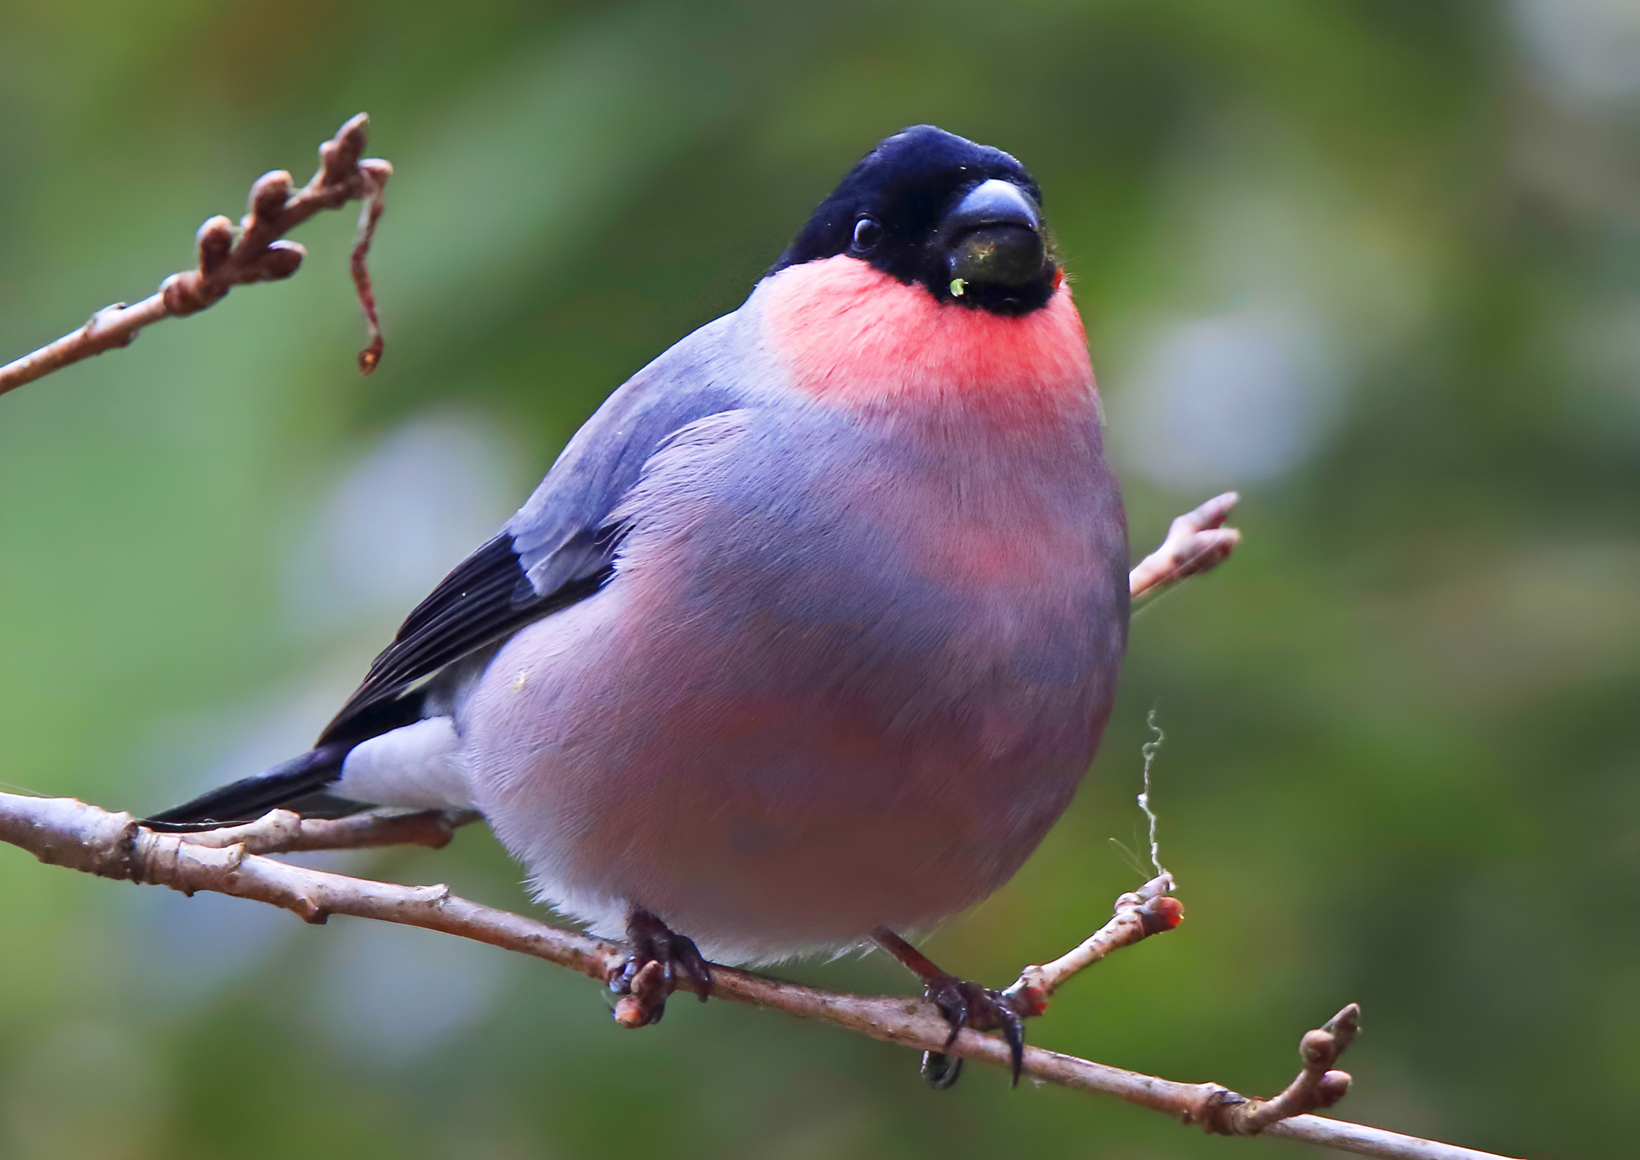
[153,126,1130,1083]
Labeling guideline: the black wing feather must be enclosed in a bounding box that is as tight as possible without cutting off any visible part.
[316,531,614,746]
[147,535,611,827]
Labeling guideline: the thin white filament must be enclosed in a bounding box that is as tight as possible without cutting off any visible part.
[1138,709,1167,880]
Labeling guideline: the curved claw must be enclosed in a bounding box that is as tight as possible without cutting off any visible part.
[923,975,1030,1089]
[999,1006,1025,1086]
[931,985,970,1050]
[921,1051,964,1089]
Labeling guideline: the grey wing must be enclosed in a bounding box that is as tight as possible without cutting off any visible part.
[317,311,754,746]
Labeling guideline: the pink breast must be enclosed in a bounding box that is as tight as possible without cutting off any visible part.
[760,255,1096,420]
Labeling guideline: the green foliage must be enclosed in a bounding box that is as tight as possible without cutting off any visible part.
[1,1,1636,1156]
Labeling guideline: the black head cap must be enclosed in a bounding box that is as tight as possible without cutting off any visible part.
[770,126,1057,316]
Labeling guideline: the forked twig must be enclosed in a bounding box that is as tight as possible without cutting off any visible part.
[1130,492,1241,600]
[1193,1004,1360,1135]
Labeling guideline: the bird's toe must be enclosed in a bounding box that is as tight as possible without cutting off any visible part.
[608,909,713,1027]
[923,975,1030,1088]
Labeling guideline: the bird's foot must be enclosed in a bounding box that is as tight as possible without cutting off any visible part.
[607,909,712,1028]
[921,975,1030,1089]
[870,926,1034,1089]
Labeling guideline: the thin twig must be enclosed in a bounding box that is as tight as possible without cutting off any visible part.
[1130,492,1242,600]
[0,791,1520,1160]
[1002,871,1183,1015]
[1203,1004,1360,1135]
[175,807,474,855]
[0,114,391,398]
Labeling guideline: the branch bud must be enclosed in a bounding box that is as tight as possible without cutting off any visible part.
[1322,1003,1361,1050]
[1141,895,1185,933]
[161,271,210,315]
[249,170,293,225]
[320,113,369,185]
[1317,1070,1352,1107]
[195,215,234,274]
[1300,1028,1336,1067]
[255,241,306,281]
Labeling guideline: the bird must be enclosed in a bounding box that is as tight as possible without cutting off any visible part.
[151,125,1130,1085]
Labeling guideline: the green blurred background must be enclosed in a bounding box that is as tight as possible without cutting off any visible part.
[1,1,1636,1156]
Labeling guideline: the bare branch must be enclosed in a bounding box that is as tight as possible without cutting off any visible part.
[1131,492,1242,600]
[0,114,392,398]
[0,791,1521,1160]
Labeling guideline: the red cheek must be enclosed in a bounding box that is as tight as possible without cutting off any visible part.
[761,257,1095,417]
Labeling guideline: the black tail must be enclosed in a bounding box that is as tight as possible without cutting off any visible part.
[146,665,433,829]
[144,743,364,829]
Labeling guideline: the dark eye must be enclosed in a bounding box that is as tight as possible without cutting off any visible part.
[851,217,882,253]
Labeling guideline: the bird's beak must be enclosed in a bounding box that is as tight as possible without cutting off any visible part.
[941,179,1046,289]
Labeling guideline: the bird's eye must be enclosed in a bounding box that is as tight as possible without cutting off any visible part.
[851,217,882,253]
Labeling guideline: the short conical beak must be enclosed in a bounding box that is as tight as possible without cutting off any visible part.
[942,179,1046,289]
